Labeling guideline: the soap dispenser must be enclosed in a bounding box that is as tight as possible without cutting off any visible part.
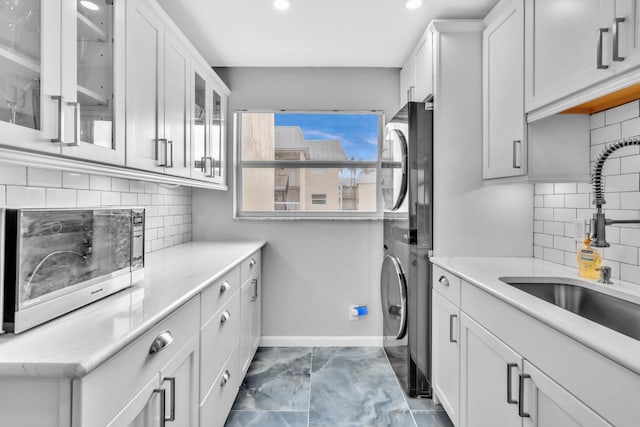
[577,235,601,280]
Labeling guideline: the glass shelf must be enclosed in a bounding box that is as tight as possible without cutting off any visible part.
[0,41,39,75]
[78,85,108,106]
[77,12,107,42]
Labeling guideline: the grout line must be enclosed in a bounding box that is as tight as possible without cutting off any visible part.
[307,347,313,427]
[380,346,419,427]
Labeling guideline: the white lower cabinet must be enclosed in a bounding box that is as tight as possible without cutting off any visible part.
[521,360,610,427]
[459,313,521,427]
[432,290,460,426]
[240,269,262,375]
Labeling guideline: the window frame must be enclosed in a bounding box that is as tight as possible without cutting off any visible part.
[233,110,384,220]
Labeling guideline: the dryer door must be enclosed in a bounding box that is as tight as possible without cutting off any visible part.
[380,254,407,340]
[381,125,408,212]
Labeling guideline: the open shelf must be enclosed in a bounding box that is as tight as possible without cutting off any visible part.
[78,85,109,106]
[77,13,108,42]
[0,42,40,76]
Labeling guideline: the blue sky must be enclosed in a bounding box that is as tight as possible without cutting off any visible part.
[274,113,379,161]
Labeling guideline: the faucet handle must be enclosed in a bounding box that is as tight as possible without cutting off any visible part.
[597,266,613,285]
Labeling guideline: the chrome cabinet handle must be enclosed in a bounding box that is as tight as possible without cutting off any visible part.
[251,278,258,302]
[449,314,457,343]
[249,258,256,269]
[220,370,231,387]
[220,310,231,324]
[438,276,449,287]
[51,95,64,143]
[507,363,518,404]
[152,387,167,427]
[149,330,174,354]
[512,140,522,169]
[64,101,80,147]
[156,138,168,166]
[518,374,531,418]
[597,28,609,69]
[166,140,174,168]
[613,17,625,61]
[162,377,176,422]
[220,281,231,294]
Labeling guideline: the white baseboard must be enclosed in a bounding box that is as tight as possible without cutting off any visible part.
[259,336,383,347]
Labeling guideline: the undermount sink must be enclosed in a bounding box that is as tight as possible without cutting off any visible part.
[499,277,640,341]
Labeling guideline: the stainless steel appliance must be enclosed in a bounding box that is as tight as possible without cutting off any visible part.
[2,208,145,334]
[380,102,433,397]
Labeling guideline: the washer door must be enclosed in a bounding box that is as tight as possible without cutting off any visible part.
[381,126,408,211]
[380,254,407,340]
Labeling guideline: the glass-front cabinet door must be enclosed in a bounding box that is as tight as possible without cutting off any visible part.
[59,0,125,164]
[209,84,227,185]
[0,0,62,154]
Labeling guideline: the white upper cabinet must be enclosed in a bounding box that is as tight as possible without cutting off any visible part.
[610,0,640,74]
[483,0,526,179]
[60,0,125,165]
[399,28,433,106]
[0,0,62,154]
[125,0,165,173]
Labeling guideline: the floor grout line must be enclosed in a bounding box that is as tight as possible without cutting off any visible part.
[381,346,420,427]
[307,347,313,427]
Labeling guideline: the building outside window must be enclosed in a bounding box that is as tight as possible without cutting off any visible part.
[235,111,381,218]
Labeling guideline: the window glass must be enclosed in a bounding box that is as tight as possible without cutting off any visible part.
[237,111,381,217]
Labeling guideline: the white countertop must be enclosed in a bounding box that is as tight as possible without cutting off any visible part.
[0,241,265,379]
[430,256,640,375]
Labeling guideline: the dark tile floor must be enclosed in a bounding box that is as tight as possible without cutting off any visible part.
[225,347,454,427]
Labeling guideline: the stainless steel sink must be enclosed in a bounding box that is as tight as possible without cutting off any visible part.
[500,277,640,341]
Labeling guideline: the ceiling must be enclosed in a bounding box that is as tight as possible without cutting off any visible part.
[157,0,499,68]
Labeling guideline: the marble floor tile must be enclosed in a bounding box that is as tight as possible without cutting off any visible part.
[231,347,312,411]
[309,347,413,426]
[412,411,454,427]
[225,411,308,427]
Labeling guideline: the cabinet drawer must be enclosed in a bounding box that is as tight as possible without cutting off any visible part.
[200,289,241,400]
[200,348,242,427]
[201,266,240,327]
[74,297,200,427]
[432,265,461,306]
[240,250,261,284]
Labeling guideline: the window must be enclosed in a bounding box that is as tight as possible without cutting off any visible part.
[235,111,382,218]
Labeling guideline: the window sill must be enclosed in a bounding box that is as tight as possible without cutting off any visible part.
[233,215,383,222]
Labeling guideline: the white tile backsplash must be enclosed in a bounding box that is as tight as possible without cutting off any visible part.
[0,165,192,253]
[534,99,640,286]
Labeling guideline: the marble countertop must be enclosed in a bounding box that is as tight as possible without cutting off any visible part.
[430,257,640,375]
[0,241,266,379]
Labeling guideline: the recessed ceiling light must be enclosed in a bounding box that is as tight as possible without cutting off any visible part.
[80,1,100,11]
[405,0,423,10]
[273,0,290,10]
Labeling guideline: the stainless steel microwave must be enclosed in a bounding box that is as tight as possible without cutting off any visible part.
[1,208,145,334]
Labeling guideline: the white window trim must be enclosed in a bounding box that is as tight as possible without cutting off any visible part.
[233,110,384,220]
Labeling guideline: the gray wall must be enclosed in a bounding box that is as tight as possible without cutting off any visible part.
[193,67,400,339]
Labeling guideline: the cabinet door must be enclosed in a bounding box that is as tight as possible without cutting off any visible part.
[106,374,162,427]
[414,30,433,102]
[190,63,210,181]
[521,360,611,427]
[159,337,200,427]
[432,291,460,426]
[239,278,253,375]
[58,0,124,164]
[613,0,640,73]
[400,55,415,106]
[483,0,526,179]
[208,82,227,185]
[525,0,615,112]
[459,313,521,427]
[125,0,165,172]
[163,29,190,178]
[0,0,62,154]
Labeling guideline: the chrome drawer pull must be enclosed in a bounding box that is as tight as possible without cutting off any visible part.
[162,377,176,422]
[152,388,167,427]
[220,370,231,387]
[220,281,231,294]
[518,374,531,418]
[149,330,174,354]
[449,314,457,343]
[249,258,256,268]
[507,363,518,404]
[220,310,231,324]
[438,276,450,287]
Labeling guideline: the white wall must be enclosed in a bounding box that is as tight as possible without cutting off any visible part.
[533,100,640,286]
[193,67,399,340]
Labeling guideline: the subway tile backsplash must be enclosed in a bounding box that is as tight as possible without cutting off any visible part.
[0,164,192,253]
[534,99,640,286]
